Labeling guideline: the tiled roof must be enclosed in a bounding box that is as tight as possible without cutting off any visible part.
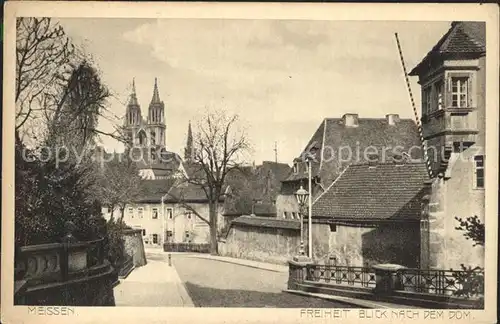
[284,117,423,188]
[312,162,429,222]
[253,203,277,217]
[134,179,218,203]
[231,216,300,230]
[410,21,486,76]
[221,162,291,216]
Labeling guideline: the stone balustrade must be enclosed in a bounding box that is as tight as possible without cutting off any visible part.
[14,221,116,306]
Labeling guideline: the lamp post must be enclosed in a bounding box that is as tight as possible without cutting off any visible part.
[306,153,313,259]
[161,193,169,245]
[294,185,308,256]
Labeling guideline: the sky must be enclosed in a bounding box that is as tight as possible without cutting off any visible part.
[55,18,452,165]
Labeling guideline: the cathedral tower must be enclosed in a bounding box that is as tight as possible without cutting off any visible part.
[124,79,143,146]
[147,78,166,148]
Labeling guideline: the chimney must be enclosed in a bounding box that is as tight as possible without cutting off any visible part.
[342,113,359,127]
[386,114,400,125]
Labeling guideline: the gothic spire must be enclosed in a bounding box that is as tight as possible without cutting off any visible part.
[184,121,194,162]
[128,78,139,106]
[151,77,161,104]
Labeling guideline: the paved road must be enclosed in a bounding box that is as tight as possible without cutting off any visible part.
[164,253,356,308]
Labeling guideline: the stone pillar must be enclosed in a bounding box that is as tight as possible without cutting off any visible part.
[372,264,407,294]
[288,257,313,290]
[428,178,446,269]
[419,180,433,269]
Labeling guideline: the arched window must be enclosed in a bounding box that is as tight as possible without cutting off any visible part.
[150,131,156,146]
[138,130,147,146]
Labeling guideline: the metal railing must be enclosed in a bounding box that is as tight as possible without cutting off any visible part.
[306,264,377,288]
[396,268,485,297]
[163,242,210,253]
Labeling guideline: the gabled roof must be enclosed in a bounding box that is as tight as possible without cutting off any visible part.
[312,162,429,222]
[410,21,486,76]
[284,117,423,187]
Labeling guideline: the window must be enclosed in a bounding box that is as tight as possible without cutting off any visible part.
[293,163,298,174]
[474,155,484,189]
[451,77,469,108]
[435,81,444,110]
[167,231,173,237]
[150,131,156,146]
[152,234,158,244]
[186,212,192,220]
[166,208,173,219]
[142,229,146,236]
[151,148,156,161]
[152,208,158,219]
[103,207,108,213]
[283,211,288,219]
[329,224,337,232]
[422,87,432,115]
[128,207,134,218]
[138,207,144,218]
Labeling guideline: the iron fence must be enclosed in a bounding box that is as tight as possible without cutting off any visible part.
[163,243,210,253]
[306,264,377,288]
[396,268,484,297]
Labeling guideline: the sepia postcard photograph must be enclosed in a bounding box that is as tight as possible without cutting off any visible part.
[2,2,499,324]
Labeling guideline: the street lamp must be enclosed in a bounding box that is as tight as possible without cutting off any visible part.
[161,193,169,245]
[294,185,308,256]
[305,152,314,259]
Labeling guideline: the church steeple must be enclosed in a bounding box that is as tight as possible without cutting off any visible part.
[125,78,141,127]
[151,77,161,104]
[128,78,139,106]
[147,78,166,147]
[184,121,194,162]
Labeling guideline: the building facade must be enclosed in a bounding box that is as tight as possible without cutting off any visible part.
[410,21,486,269]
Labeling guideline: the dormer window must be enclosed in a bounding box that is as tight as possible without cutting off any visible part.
[293,163,298,174]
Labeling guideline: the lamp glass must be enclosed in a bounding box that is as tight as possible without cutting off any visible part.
[294,185,309,206]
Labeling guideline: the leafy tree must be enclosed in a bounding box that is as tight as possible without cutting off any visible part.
[455,215,485,247]
[451,215,485,304]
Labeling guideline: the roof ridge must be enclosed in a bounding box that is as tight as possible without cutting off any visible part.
[313,164,351,205]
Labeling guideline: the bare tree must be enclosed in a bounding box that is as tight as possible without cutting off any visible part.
[16,18,74,135]
[16,17,122,149]
[167,109,251,255]
[95,154,146,222]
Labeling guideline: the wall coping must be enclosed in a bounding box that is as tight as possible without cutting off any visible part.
[122,228,142,235]
[372,264,408,271]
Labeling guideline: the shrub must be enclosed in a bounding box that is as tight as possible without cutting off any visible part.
[15,142,102,246]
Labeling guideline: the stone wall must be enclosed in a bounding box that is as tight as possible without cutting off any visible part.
[17,270,116,306]
[122,229,147,267]
[306,222,421,268]
[218,224,301,265]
